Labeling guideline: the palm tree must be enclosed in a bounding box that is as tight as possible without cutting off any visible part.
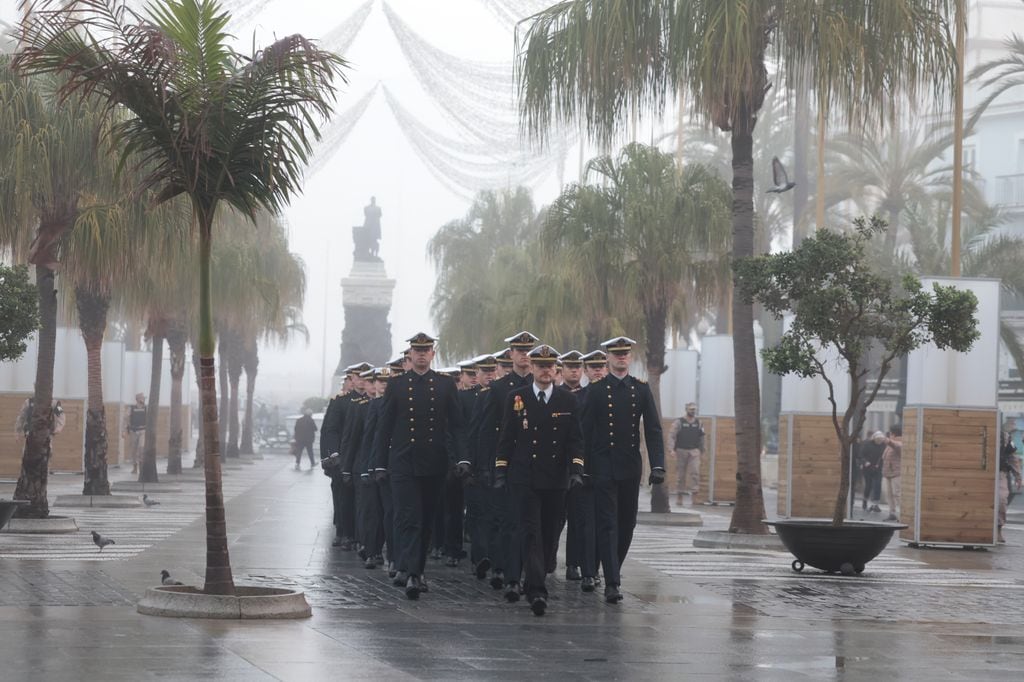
[14,0,347,593]
[518,0,958,533]
[967,33,1024,126]
[0,61,122,517]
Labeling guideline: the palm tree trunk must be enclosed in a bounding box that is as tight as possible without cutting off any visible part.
[644,306,670,513]
[166,321,187,475]
[218,336,229,454]
[13,263,58,518]
[728,118,768,535]
[139,327,163,483]
[240,337,257,455]
[226,333,242,458]
[197,208,235,596]
[191,347,205,469]
[77,286,111,495]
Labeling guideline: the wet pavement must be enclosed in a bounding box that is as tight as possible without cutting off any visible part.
[2,457,1023,680]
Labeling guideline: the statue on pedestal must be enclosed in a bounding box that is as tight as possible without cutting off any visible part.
[352,196,382,262]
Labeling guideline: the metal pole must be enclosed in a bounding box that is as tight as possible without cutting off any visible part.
[951,0,966,277]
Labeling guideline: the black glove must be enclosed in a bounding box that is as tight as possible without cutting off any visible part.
[493,468,507,489]
[341,471,352,484]
[456,461,472,479]
[373,469,388,484]
[648,467,666,485]
[360,473,371,486]
[569,473,584,489]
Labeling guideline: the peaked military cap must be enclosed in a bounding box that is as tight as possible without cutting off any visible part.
[457,359,478,373]
[558,350,585,367]
[359,368,375,379]
[601,336,637,352]
[346,361,373,375]
[495,348,514,366]
[527,344,560,364]
[504,331,540,349]
[375,367,392,379]
[473,353,497,370]
[407,332,438,349]
[387,354,405,369]
[582,349,608,366]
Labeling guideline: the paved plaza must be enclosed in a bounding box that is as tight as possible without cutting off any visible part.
[1,455,1022,680]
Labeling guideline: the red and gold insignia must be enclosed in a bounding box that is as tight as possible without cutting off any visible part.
[513,395,524,412]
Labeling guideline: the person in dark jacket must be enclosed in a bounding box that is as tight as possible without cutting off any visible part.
[860,431,886,513]
[581,336,665,604]
[494,344,584,616]
[293,408,317,469]
[372,333,465,600]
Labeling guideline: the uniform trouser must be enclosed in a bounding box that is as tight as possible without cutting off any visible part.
[360,478,385,557]
[566,484,597,577]
[594,477,640,587]
[464,482,487,565]
[391,472,445,576]
[486,486,519,582]
[432,484,446,551]
[379,477,395,562]
[512,485,566,600]
[329,475,344,535]
[443,472,465,558]
[339,478,356,540]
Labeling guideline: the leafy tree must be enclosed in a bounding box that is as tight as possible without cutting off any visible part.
[518,0,958,533]
[0,264,38,361]
[735,217,979,525]
[14,0,347,594]
[302,396,328,414]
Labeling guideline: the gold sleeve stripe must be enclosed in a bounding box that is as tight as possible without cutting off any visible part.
[495,460,508,467]
[572,458,584,466]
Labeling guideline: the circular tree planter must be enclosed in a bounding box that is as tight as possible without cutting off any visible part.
[3,515,78,534]
[764,519,907,575]
[137,585,312,619]
[0,500,28,531]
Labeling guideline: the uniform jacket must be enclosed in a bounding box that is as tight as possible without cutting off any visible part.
[455,385,481,470]
[372,369,464,477]
[581,373,665,481]
[358,396,384,475]
[321,391,355,457]
[340,392,371,473]
[475,371,531,473]
[496,384,584,489]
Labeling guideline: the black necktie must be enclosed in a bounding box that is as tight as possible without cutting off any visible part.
[538,391,546,405]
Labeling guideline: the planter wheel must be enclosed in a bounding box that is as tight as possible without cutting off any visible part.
[791,560,804,573]
[840,562,856,576]
[855,564,865,574]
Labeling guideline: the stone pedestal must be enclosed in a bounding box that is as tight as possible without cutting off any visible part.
[335,260,396,385]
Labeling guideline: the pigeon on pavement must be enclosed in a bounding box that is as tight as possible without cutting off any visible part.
[160,570,184,586]
[91,530,115,551]
[766,156,796,193]
[142,494,160,507]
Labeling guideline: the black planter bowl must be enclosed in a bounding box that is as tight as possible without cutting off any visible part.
[764,519,907,575]
[0,499,29,531]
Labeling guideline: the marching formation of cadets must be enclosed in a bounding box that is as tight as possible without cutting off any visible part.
[319,331,665,617]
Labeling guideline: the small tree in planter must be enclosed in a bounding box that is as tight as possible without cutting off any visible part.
[735,217,980,526]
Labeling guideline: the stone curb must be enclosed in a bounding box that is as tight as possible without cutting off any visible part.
[693,529,785,550]
[137,585,312,619]
[637,511,703,527]
[53,494,142,509]
[2,515,79,534]
[110,482,184,493]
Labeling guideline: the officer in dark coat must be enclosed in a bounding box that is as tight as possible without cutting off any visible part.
[457,354,497,579]
[357,368,391,570]
[494,344,584,616]
[372,333,464,600]
[581,337,665,603]
[323,362,372,549]
[575,349,609,589]
[473,331,538,597]
[558,350,595,588]
[341,368,373,562]
[320,374,353,547]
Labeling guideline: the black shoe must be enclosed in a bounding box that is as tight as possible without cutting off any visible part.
[364,556,376,569]
[604,585,622,603]
[387,561,397,578]
[430,548,443,560]
[340,539,355,551]
[405,575,422,600]
[594,574,602,587]
[475,558,491,580]
[530,596,547,616]
[490,571,504,590]
[420,576,429,593]
[331,536,343,547]
[581,577,595,592]
[504,582,520,603]
[392,571,408,587]
[565,566,581,581]
[870,504,881,513]
[445,556,459,568]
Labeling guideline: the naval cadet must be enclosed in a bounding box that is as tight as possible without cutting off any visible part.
[494,345,584,616]
[342,368,373,563]
[372,333,464,600]
[357,368,390,570]
[321,372,355,547]
[558,350,596,589]
[581,337,665,603]
[475,331,538,597]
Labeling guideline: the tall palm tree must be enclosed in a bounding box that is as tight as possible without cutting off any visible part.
[0,61,123,517]
[518,0,958,533]
[14,0,347,593]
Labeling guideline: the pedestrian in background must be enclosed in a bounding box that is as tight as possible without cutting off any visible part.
[861,431,885,513]
[882,425,902,522]
[125,393,147,474]
[668,402,703,506]
[293,408,317,469]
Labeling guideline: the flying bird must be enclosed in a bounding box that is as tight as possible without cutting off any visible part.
[91,530,115,552]
[766,156,796,193]
[142,494,160,507]
[160,570,184,586]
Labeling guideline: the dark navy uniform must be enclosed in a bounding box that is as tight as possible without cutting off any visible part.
[581,363,664,595]
[341,387,371,554]
[565,382,598,581]
[372,362,464,583]
[319,390,348,543]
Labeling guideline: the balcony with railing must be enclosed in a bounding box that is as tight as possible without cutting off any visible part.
[996,173,1024,210]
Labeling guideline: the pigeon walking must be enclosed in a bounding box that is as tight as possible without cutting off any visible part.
[160,570,184,586]
[766,156,796,193]
[91,530,115,552]
[142,494,160,507]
